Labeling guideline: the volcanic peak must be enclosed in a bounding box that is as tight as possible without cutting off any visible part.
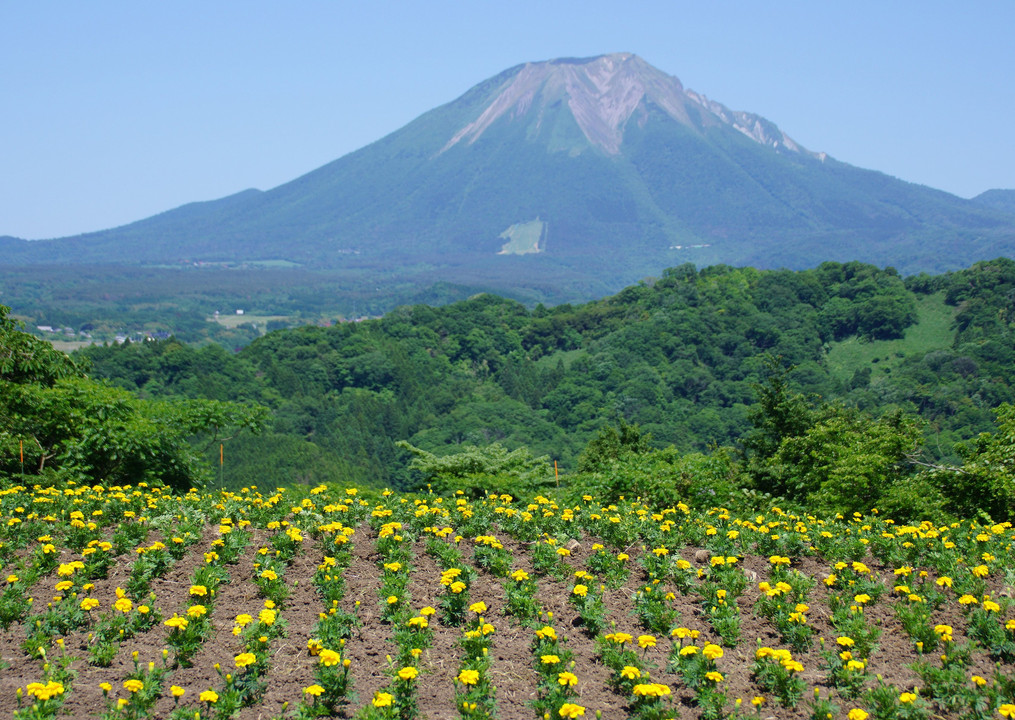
[441,53,814,157]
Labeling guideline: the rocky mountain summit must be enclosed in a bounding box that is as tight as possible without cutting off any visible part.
[444,53,817,158]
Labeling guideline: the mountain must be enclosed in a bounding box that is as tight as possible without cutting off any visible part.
[4,53,1015,300]
[974,189,1015,215]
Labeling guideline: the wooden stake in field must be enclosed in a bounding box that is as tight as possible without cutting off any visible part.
[220,443,224,489]
[554,459,558,487]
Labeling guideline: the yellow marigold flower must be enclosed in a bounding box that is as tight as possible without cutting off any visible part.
[372,691,394,707]
[319,649,341,666]
[80,598,99,611]
[304,684,324,696]
[983,600,1001,612]
[171,686,185,698]
[620,666,641,679]
[536,625,557,640]
[187,604,207,618]
[971,675,987,686]
[164,615,188,630]
[959,594,978,605]
[572,584,588,597]
[200,690,219,704]
[847,709,868,720]
[971,565,989,578]
[837,636,855,647]
[189,584,208,596]
[680,645,699,656]
[235,652,256,668]
[558,703,586,718]
[541,654,560,664]
[450,581,466,593]
[511,569,529,581]
[420,606,436,616]
[114,597,133,613]
[457,669,480,685]
[999,704,1015,718]
[27,681,64,701]
[705,671,723,682]
[637,635,656,649]
[702,643,723,660]
[752,696,765,707]
[259,608,277,625]
[470,601,487,614]
[397,666,418,681]
[633,683,671,697]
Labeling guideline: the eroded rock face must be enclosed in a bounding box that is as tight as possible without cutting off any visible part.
[442,53,815,157]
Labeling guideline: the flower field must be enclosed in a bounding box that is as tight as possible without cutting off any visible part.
[0,482,1013,720]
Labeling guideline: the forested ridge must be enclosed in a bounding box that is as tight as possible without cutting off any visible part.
[56,258,1015,518]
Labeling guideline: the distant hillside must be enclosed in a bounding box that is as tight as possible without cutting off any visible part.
[974,188,1015,214]
[79,258,1015,489]
[4,53,1014,301]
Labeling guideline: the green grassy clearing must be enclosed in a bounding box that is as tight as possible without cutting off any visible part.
[209,314,291,330]
[498,219,545,255]
[825,292,957,382]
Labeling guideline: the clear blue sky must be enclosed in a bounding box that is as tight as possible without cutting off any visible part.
[2,1,1013,239]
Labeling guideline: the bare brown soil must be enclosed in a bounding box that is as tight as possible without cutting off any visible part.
[1,521,1012,720]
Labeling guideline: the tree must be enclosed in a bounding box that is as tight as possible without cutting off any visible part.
[396,440,553,497]
[742,356,814,496]
[0,305,81,385]
[1,306,268,489]
[937,403,1015,520]
[768,406,927,516]
[577,420,650,472]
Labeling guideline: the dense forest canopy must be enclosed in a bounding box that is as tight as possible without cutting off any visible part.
[54,258,1015,519]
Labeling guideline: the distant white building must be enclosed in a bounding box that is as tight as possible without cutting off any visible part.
[236,309,244,315]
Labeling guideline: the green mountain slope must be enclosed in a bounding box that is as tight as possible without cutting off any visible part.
[3,54,1014,294]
